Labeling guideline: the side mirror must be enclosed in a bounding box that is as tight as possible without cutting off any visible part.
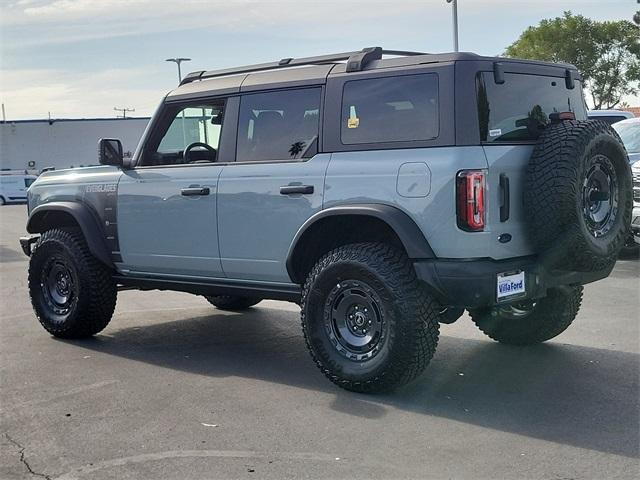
[99,138,123,166]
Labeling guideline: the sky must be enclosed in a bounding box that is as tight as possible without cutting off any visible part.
[0,0,637,120]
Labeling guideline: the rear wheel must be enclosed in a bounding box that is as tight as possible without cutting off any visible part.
[470,286,583,345]
[28,228,117,338]
[0,196,6,206]
[301,243,440,393]
[205,295,261,311]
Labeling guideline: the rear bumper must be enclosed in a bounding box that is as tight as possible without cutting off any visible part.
[414,256,614,309]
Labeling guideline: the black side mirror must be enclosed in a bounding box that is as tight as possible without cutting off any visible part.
[99,138,123,166]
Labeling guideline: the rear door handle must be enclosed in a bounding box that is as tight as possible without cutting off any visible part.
[499,174,510,222]
[181,186,210,196]
[280,185,314,195]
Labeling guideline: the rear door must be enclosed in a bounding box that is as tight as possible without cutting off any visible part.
[217,87,329,283]
[476,71,588,258]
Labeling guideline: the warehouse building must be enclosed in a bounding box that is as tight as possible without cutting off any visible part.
[0,117,150,173]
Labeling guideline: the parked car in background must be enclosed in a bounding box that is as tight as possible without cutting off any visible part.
[625,162,640,256]
[612,118,640,256]
[613,117,640,165]
[588,109,634,125]
[0,173,37,205]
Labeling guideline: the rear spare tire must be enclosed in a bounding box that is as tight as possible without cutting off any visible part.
[524,120,632,271]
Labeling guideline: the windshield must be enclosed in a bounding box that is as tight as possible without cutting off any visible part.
[477,72,587,142]
[613,121,640,153]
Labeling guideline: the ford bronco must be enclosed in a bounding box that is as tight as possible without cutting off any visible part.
[20,48,633,392]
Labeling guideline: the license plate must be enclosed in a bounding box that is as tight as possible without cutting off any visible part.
[497,271,526,300]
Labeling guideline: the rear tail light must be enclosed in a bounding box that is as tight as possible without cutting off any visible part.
[457,170,486,232]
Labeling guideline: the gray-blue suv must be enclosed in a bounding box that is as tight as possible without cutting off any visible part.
[20,48,633,392]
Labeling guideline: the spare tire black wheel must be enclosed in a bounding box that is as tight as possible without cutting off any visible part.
[525,120,633,272]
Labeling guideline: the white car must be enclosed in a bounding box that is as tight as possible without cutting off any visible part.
[0,174,37,205]
[588,109,635,126]
[613,117,640,165]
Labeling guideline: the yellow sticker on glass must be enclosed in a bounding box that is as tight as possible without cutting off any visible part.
[347,117,360,129]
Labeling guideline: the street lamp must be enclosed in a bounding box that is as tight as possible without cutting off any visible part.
[165,57,192,83]
[446,0,459,52]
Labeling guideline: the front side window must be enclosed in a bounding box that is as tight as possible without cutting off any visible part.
[236,88,321,162]
[477,72,587,142]
[341,74,439,145]
[144,101,225,166]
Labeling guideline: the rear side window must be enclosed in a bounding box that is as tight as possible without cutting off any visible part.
[24,178,35,187]
[477,72,587,142]
[236,88,321,162]
[341,74,439,145]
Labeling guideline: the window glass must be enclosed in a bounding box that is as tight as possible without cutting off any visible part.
[341,74,439,145]
[477,72,587,142]
[589,115,627,126]
[146,102,225,166]
[613,121,640,153]
[24,178,35,187]
[236,88,321,162]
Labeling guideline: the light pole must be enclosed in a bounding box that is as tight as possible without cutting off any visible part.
[165,57,191,83]
[446,0,459,52]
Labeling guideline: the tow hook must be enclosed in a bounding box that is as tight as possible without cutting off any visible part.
[19,235,40,257]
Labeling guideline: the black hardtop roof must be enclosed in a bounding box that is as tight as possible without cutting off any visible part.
[168,47,579,99]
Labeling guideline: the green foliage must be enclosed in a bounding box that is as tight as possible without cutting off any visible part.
[505,12,640,109]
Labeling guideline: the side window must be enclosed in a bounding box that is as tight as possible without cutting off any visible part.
[341,74,439,145]
[236,88,321,162]
[145,101,225,166]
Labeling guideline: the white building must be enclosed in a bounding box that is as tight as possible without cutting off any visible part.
[0,117,150,173]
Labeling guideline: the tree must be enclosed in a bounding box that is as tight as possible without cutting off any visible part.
[505,12,640,109]
[634,11,640,26]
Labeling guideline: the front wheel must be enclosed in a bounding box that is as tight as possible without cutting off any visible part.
[28,228,117,338]
[301,243,440,393]
[469,286,583,345]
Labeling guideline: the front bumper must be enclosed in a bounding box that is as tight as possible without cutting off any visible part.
[414,256,614,309]
[19,234,40,256]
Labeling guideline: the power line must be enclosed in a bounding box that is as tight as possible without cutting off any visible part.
[114,107,135,118]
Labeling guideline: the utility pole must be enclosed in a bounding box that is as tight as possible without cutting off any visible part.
[114,107,135,118]
[165,57,191,83]
[446,0,459,52]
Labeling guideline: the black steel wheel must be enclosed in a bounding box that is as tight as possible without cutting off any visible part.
[301,242,440,393]
[525,120,632,271]
[28,228,116,338]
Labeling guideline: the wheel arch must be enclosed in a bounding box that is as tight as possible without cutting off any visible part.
[286,204,435,284]
[27,202,114,268]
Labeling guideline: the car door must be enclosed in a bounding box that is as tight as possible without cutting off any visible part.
[117,98,234,278]
[217,87,330,283]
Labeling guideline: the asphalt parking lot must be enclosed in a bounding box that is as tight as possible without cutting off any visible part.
[1,204,638,480]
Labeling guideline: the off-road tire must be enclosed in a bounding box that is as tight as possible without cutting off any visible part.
[205,295,262,311]
[525,120,632,271]
[470,286,583,346]
[301,243,440,393]
[28,228,117,338]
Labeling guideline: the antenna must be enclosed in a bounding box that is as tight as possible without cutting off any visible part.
[114,107,135,119]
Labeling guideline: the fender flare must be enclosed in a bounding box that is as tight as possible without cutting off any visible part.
[286,203,435,281]
[26,202,114,268]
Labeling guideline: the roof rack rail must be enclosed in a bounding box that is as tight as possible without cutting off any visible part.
[180,47,427,85]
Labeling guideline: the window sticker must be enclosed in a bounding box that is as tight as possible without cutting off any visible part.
[347,105,360,129]
[489,128,502,137]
